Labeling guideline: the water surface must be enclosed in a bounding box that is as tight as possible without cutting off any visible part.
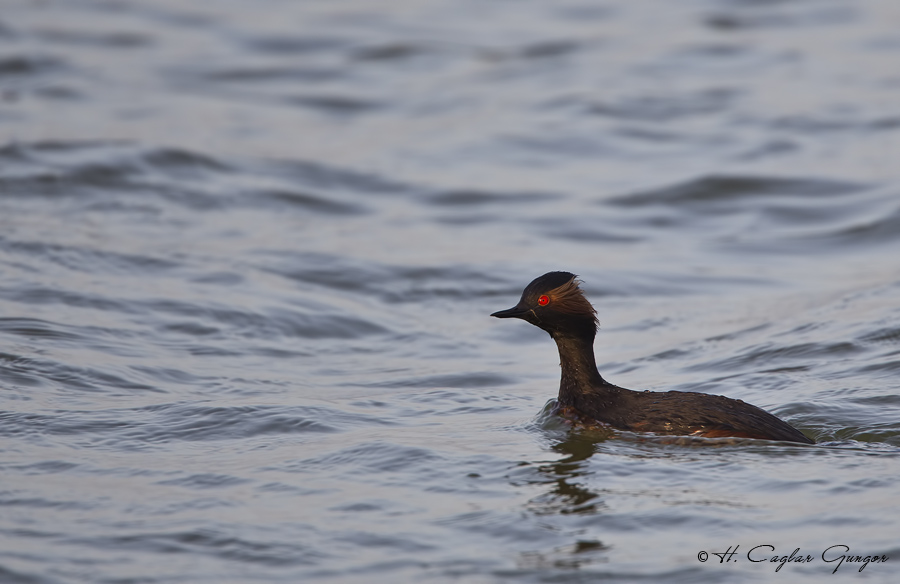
[1,1,900,582]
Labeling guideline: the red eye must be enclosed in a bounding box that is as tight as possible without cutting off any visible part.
[538,295,550,306]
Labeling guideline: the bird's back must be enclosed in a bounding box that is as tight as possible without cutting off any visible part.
[576,386,813,444]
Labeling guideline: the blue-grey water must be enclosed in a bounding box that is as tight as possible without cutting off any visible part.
[2,1,900,582]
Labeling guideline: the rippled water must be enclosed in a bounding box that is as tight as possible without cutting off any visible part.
[2,1,900,582]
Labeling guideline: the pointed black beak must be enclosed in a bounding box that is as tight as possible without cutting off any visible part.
[491,305,530,319]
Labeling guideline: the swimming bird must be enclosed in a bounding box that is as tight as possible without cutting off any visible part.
[491,271,814,443]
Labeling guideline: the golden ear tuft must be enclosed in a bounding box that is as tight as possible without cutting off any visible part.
[547,276,598,327]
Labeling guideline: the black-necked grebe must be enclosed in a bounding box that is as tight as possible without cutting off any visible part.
[491,271,813,444]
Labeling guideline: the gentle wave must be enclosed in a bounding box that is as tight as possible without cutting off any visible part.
[3,1,900,583]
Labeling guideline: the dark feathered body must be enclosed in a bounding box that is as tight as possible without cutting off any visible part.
[564,381,812,442]
[492,271,814,444]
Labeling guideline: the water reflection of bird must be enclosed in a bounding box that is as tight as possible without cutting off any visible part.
[492,272,814,444]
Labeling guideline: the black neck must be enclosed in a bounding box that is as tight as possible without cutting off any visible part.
[552,333,608,406]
